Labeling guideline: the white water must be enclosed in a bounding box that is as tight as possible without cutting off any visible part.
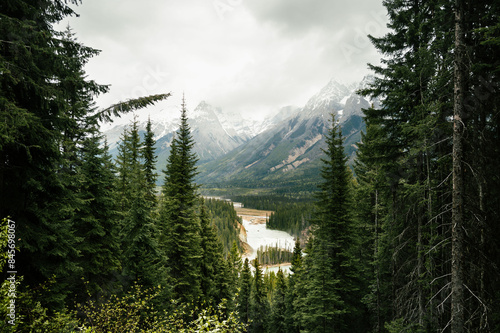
[241,215,294,274]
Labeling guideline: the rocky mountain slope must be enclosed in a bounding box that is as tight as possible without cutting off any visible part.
[102,76,377,193]
[197,77,377,193]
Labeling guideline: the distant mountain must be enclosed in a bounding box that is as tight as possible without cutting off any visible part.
[102,76,376,193]
[197,76,377,193]
[102,101,262,169]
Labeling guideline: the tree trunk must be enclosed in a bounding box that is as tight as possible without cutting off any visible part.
[451,0,466,331]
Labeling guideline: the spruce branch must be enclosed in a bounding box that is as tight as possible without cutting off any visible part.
[95,93,171,123]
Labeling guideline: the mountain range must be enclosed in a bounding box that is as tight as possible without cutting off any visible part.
[102,76,377,194]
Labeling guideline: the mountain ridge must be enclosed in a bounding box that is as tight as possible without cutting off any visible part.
[101,76,376,193]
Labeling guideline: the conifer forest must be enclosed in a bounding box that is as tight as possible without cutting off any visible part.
[1,0,500,332]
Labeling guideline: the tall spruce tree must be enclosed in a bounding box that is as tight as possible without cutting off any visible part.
[299,113,364,332]
[0,0,170,310]
[353,113,392,332]
[73,133,122,299]
[238,258,252,325]
[159,97,202,303]
[199,200,230,305]
[0,2,109,307]
[270,268,287,333]
[142,116,158,206]
[360,0,500,331]
[249,258,269,333]
[285,239,303,333]
[117,120,167,290]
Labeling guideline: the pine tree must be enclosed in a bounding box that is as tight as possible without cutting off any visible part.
[142,116,158,206]
[285,239,302,333]
[360,0,500,330]
[0,4,108,307]
[159,97,201,303]
[270,268,287,333]
[249,258,269,333]
[199,200,228,304]
[73,133,122,299]
[238,258,252,325]
[117,120,167,290]
[353,111,393,332]
[359,1,456,330]
[301,113,364,332]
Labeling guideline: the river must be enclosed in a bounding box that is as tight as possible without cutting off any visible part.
[235,205,295,274]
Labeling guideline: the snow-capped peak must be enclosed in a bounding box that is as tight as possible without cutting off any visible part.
[304,79,351,112]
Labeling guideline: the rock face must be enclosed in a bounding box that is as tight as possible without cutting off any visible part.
[197,76,377,189]
[102,76,377,190]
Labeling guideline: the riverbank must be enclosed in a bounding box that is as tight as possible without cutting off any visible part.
[234,205,294,273]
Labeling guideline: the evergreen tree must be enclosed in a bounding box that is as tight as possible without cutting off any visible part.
[116,120,167,290]
[0,0,170,310]
[142,116,158,206]
[159,98,201,303]
[238,258,252,325]
[199,200,229,304]
[0,3,107,307]
[285,239,302,333]
[301,113,364,332]
[226,240,242,310]
[270,269,287,333]
[73,133,122,299]
[249,258,269,333]
[360,0,500,330]
[353,114,392,332]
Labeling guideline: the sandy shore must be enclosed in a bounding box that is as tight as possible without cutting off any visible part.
[235,207,273,225]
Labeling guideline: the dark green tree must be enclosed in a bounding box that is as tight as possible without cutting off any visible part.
[285,239,302,333]
[249,258,269,333]
[0,3,107,307]
[73,133,122,299]
[238,258,252,325]
[270,268,287,333]
[199,200,229,304]
[0,0,170,310]
[159,98,201,303]
[297,113,366,332]
[142,116,158,206]
[360,0,500,331]
[117,120,168,291]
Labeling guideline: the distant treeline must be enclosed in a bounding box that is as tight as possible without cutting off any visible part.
[204,198,242,256]
[232,195,313,211]
[256,244,294,265]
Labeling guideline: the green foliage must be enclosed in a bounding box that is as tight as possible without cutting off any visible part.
[142,117,159,206]
[270,269,287,333]
[237,258,252,325]
[199,201,232,305]
[95,93,171,123]
[73,133,122,299]
[78,282,166,332]
[116,120,167,290]
[256,244,293,265]
[204,198,242,256]
[249,258,269,332]
[293,114,368,332]
[78,282,247,333]
[267,202,313,238]
[159,99,202,303]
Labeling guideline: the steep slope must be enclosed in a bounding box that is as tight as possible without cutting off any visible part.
[197,77,374,193]
[103,101,253,170]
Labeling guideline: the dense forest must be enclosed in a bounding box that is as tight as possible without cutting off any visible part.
[1,0,500,332]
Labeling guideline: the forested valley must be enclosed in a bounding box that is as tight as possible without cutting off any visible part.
[1,0,500,332]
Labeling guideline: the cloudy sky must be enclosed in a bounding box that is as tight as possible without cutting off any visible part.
[59,0,388,121]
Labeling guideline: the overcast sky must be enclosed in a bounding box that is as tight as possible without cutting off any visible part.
[59,0,388,121]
